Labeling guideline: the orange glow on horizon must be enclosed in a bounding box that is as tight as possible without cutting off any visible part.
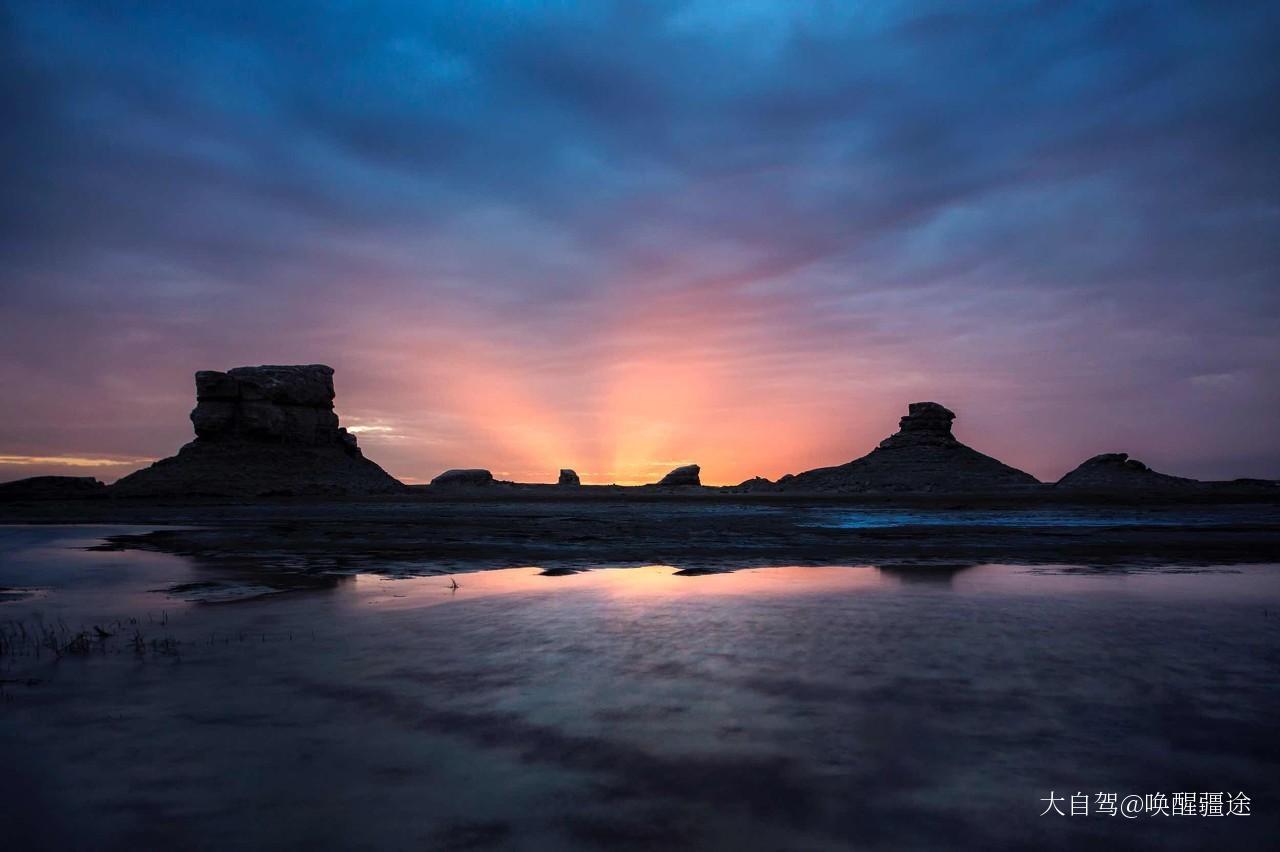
[0,454,156,468]
[16,266,1051,487]
[400,281,846,485]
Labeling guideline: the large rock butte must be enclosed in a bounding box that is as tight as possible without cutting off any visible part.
[557,469,581,487]
[112,365,404,497]
[781,402,1039,493]
[1056,453,1200,491]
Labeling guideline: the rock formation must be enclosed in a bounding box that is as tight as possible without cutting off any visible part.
[655,464,701,487]
[186,366,350,446]
[431,468,495,487]
[734,476,773,489]
[781,402,1039,493]
[112,365,404,497]
[557,469,581,487]
[0,475,108,501]
[1056,453,1200,491]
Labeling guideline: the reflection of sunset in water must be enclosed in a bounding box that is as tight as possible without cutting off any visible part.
[348,564,892,611]
[7,531,1280,852]
[345,562,1280,614]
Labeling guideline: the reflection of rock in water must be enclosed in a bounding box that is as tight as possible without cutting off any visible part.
[539,566,584,576]
[875,562,978,584]
[159,570,355,604]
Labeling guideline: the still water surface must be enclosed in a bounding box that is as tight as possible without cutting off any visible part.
[1,526,1277,850]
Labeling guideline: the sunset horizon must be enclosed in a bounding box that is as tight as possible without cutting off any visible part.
[2,5,1278,849]
[2,362,1269,488]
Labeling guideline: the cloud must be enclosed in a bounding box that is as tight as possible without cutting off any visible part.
[0,454,155,469]
[1,0,1277,483]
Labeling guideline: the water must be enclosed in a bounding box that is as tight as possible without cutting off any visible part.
[2,526,1278,850]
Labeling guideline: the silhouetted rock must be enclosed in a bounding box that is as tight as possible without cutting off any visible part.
[734,476,773,490]
[781,402,1039,493]
[0,475,108,501]
[557,469,581,487]
[878,402,959,449]
[1057,453,1200,491]
[431,468,495,487]
[112,365,404,497]
[655,464,701,487]
[876,562,979,585]
[190,365,343,444]
[1215,477,1280,492]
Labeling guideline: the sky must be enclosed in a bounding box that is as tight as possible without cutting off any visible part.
[1,0,1277,486]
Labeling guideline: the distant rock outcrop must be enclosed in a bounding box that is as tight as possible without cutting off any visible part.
[0,475,108,501]
[557,469,581,487]
[655,464,701,487]
[734,476,773,489]
[112,365,404,497]
[781,402,1039,493]
[1056,453,1200,491]
[431,468,495,487]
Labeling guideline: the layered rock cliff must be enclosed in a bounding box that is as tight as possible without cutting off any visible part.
[112,365,404,497]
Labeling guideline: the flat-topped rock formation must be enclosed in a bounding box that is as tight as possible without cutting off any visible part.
[780,402,1039,493]
[431,468,495,487]
[557,469,581,487]
[1056,453,1200,491]
[187,365,348,445]
[0,475,108,501]
[655,464,701,487]
[112,365,404,497]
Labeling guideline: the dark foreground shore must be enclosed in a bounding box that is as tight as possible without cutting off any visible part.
[4,493,1278,582]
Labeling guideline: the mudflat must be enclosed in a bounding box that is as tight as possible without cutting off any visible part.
[4,493,1278,580]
